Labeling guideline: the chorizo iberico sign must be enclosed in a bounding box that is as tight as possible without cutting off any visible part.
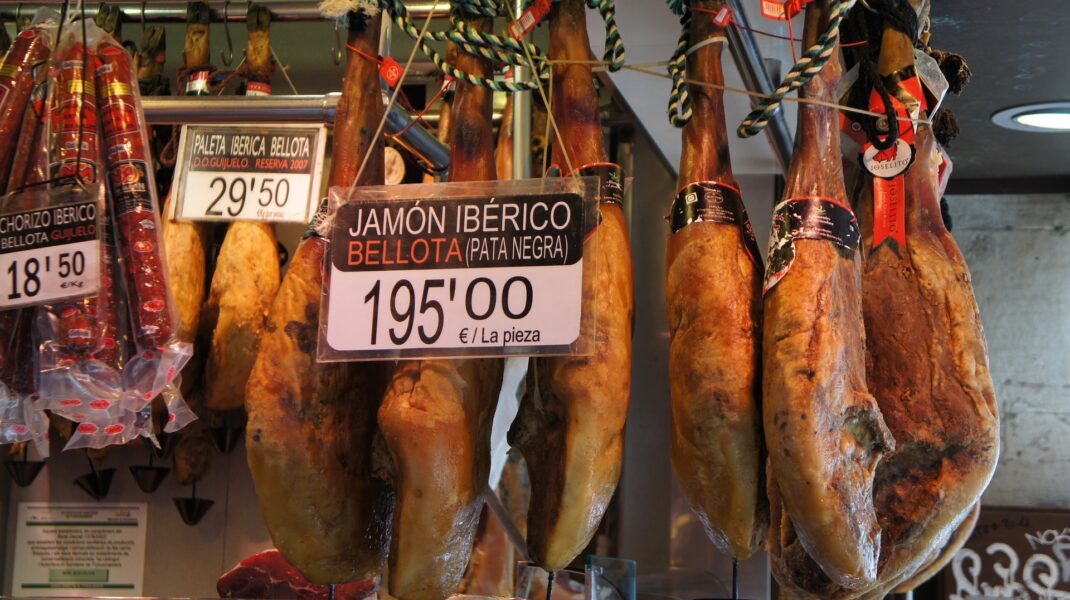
[319,177,601,360]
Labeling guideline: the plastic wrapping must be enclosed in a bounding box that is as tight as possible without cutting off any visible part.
[0,9,60,458]
[0,13,58,192]
[22,19,194,451]
[93,26,192,420]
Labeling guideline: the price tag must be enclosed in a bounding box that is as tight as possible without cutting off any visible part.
[173,124,327,223]
[0,200,100,308]
[319,177,599,361]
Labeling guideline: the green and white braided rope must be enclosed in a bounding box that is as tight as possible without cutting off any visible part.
[665,0,687,16]
[521,0,626,72]
[379,0,546,91]
[588,0,625,70]
[666,10,692,127]
[737,0,856,138]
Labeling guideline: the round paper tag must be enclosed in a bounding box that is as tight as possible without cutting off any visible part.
[862,138,915,179]
[384,146,406,185]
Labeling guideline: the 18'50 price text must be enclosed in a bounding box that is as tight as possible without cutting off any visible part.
[0,240,100,308]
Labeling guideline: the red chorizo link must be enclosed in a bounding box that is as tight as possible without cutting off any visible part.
[0,26,51,192]
[49,40,121,368]
[95,41,173,349]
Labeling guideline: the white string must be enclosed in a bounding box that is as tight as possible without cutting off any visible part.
[686,35,728,57]
[347,8,437,199]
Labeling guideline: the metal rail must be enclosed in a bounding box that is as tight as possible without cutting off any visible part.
[725,0,794,174]
[141,93,450,173]
[0,1,450,22]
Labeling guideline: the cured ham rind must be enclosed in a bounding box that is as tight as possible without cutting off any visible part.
[202,5,281,412]
[245,8,393,585]
[666,0,765,561]
[168,1,214,487]
[762,0,893,589]
[509,0,634,572]
[377,13,504,600]
[892,503,979,594]
[846,125,998,597]
[163,1,211,397]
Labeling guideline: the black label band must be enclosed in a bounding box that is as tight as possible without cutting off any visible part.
[303,197,330,240]
[670,181,763,267]
[574,163,625,208]
[764,197,860,293]
[106,160,154,216]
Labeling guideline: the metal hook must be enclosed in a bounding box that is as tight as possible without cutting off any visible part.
[14,3,22,32]
[220,0,235,66]
[140,1,147,32]
[331,21,343,65]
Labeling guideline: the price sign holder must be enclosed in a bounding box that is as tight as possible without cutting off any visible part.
[172,123,327,224]
[318,177,602,361]
[0,185,101,309]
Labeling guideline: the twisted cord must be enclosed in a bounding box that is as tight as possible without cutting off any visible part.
[737,0,856,138]
[380,0,548,91]
[521,0,626,72]
[588,0,625,71]
[666,10,692,127]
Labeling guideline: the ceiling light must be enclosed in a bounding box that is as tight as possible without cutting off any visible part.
[992,102,1070,132]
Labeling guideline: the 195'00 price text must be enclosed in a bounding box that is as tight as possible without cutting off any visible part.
[364,276,534,345]
[325,264,582,356]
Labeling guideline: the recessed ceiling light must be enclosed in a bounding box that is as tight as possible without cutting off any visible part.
[992,102,1070,132]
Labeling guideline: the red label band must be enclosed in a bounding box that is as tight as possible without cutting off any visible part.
[872,176,906,249]
[246,81,272,96]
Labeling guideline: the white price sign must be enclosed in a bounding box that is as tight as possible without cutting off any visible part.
[173,124,326,223]
[0,201,100,309]
[319,178,600,360]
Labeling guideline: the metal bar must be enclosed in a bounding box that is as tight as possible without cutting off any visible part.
[482,487,530,562]
[141,94,451,173]
[0,1,452,22]
[512,0,532,180]
[725,0,794,174]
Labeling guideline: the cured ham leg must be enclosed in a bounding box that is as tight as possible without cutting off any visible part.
[848,126,998,598]
[163,1,211,395]
[509,0,634,571]
[245,3,393,584]
[762,0,893,589]
[169,1,215,488]
[495,94,514,180]
[377,12,503,599]
[665,0,765,560]
[202,4,281,412]
[892,503,979,594]
[844,21,1000,595]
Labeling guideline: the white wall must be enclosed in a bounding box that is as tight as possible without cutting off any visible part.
[4,442,272,598]
[947,193,1070,508]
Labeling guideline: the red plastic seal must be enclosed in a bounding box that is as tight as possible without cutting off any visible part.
[761,0,812,20]
[380,57,402,88]
[510,0,551,38]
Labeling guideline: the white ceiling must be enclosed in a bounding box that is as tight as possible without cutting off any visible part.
[585,0,800,176]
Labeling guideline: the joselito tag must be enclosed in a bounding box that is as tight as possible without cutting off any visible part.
[319,177,602,361]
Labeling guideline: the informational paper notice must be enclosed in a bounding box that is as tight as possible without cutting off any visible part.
[12,503,147,597]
